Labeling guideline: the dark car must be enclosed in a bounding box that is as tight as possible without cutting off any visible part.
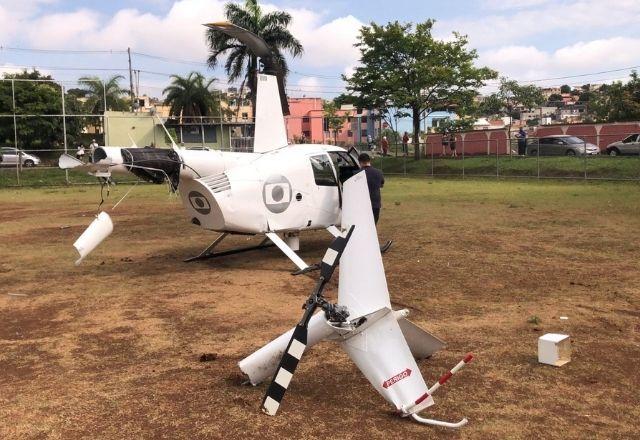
[526,135,599,157]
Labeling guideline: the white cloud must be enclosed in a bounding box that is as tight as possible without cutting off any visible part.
[482,0,552,11]
[288,12,363,68]
[479,37,640,85]
[436,0,640,48]
[6,0,361,71]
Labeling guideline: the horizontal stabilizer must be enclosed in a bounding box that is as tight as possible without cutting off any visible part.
[398,318,445,360]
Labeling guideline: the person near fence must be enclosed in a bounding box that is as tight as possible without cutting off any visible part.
[76,144,85,161]
[402,132,409,156]
[449,132,458,158]
[441,129,449,156]
[358,152,385,224]
[381,136,389,156]
[89,139,99,162]
[516,127,527,155]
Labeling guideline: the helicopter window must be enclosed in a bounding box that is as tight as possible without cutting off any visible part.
[309,154,337,186]
[329,152,360,184]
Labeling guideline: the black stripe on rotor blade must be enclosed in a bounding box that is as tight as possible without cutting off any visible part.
[320,225,355,280]
[261,325,308,415]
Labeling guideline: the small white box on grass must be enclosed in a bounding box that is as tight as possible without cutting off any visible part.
[538,333,571,367]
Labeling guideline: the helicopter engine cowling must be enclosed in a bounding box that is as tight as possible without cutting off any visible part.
[178,165,267,234]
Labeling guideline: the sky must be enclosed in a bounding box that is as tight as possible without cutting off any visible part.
[1,0,639,99]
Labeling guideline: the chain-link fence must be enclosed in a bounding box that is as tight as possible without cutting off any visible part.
[1,77,639,186]
[366,132,640,181]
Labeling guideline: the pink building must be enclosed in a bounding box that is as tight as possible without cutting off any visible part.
[285,97,375,145]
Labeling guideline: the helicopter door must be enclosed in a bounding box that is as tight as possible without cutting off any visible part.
[308,153,340,228]
[329,151,360,184]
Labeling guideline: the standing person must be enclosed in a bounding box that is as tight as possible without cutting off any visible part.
[89,139,99,162]
[76,143,85,161]
[402,132,409,156]
[449,132,458,158]
[380,136,389,156]
[516,127,527,155]
[441,128,449,156]
[358,153,384,224]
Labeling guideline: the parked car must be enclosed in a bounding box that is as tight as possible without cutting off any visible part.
[526,135,600,156]
[0,147,41,167]
[605,134,640,156]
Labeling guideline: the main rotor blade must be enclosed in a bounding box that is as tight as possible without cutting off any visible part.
[320,225,355,281]
[261,324,307,416]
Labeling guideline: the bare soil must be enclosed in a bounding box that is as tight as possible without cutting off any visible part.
[0,179,639,439]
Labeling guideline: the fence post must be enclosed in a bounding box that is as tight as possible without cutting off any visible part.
[431,141,434,177]
[462,138,465,179]
[201,116,205,146]
[61,83,69,184]
[537,138,540,179]
[496,139,499,179]
[11,79,20,185]
[583,140,587,180]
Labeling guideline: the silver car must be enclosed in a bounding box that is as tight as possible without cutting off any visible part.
[0,147,41,167]
[527,135,600,156]
[605,134,640,156]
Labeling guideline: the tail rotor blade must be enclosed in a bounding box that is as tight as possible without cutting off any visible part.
[261,324,308,416]
[320,225,355,281]
[261,225,355,416]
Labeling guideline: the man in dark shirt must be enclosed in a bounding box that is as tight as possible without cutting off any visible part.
[358,153,385,224]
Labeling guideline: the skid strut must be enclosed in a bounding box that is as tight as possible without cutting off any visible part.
[410,353,474,429]
[184,234,274,263]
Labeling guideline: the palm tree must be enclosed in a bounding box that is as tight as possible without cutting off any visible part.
[78,75,129,113]
[206,0,303,109]
[162,72,221,122]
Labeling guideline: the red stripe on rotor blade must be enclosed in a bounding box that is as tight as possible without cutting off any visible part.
[414,392,430,405]
[463,353,474,363]
[439,371,453,385]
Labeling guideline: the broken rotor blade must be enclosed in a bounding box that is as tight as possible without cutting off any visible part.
[261,225,356,416]
[320,225,355,281]
[261,324,308,416]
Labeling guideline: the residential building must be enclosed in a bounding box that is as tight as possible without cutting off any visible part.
[520,106,558,122]
[285,97,377,145]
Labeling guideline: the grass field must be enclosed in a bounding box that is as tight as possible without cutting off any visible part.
[1,154,640,188]
[1,178,639,439]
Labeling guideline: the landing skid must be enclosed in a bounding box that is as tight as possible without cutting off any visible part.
[184,233,274,262]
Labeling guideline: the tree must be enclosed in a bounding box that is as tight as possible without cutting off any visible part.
[590,71,640,122]
[0,69,83,151]
[345,20,496,159]
[78,75,129,114]
[323,100,348,145]
[163,72,224,122]
[560,84,571,94]
[480,78,545,119]
[206,0,303,110]
[548,93,563,105]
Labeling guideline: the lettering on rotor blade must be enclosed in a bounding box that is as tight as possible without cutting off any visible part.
[382,368,412,389]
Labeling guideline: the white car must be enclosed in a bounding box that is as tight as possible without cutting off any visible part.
[0,147,41,167]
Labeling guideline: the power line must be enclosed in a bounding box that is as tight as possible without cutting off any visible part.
[0,46,127,55]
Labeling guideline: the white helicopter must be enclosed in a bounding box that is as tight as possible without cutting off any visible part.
[61,22,390,273]
[239,170,474,428]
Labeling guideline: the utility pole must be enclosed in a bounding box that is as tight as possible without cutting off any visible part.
[127,47,135,111]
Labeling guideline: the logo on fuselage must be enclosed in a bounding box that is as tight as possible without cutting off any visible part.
[188,191,211,215]
[263,175,292,214]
